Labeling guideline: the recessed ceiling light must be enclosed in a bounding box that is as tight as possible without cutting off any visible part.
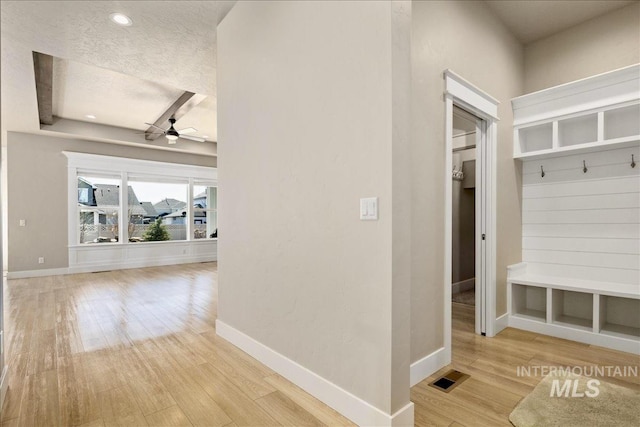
[85,114,96,120]
[109,13,133,26]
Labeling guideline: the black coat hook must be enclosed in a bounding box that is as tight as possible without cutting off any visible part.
[632,154,636,168]
[540,165,545,178]
[583,160,588,173]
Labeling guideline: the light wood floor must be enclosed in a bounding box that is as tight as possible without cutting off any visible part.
[411,302,640,427]
[2,264,638,426]
[1,263,353,426]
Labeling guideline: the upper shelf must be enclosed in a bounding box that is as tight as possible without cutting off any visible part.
[512,65,640,160]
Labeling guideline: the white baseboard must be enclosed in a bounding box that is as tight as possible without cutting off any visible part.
[494,312,508,335]
[410,347,448,387]
[7,267,70,279]
[508,315,640,354]
[0,364,8,414]
[216,320,414,426]
[7,255,216,279]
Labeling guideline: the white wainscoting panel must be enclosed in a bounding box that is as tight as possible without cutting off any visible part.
[68,240,217,274]
[521,146,640,285]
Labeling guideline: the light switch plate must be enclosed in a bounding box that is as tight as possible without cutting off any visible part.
[360,197,378,220]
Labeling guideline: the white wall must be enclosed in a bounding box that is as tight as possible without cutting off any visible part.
[216,0,412,423]
[411,0,524,362]
[524,2,640,93]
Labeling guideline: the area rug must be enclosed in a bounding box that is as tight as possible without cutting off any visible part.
[509,373,640,427]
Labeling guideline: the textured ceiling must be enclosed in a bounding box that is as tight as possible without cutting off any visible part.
[1,0,632,153]
[485,0,636,44]
[1,0,234,152]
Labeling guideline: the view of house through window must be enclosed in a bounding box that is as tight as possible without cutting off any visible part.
[76,174,216,244]
[77,175,121,243]
[128,180,188,242]
[193,184,217,239]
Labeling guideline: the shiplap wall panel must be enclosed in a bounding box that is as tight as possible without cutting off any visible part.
[523,176,639,198]
[523,237,639,254]
[522,208,639,224]
[523,224,639,239]
[524,264,640,285]
[523,250,639,270]
[523,193,640,211]
[522,146,640,285]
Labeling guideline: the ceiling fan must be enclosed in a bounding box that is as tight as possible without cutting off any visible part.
[144,117,206,144]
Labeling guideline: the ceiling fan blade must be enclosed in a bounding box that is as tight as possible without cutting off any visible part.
[177,127,197,134]
[145,122,166,131]
[179,135,206,143]
[135,131,164,135]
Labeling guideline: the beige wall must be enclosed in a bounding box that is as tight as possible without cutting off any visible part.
[7,132,214,272]
[217,0,411,416]
[411,0,524,361]
[524,2,640,93]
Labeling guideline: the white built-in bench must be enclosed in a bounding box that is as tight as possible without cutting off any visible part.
[507,262,640,354]
[508,65,640,354]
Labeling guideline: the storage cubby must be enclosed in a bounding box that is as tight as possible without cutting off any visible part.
[518,123,552,154]
[599,295,640,339]
[513,65,639,159]
[512,284,546,322]
[558,113,598,147]
[551,289,593,331]
[604,104,640,140]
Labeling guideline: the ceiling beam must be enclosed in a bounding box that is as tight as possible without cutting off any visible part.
[145,91,207,140]
[33,51,53,126]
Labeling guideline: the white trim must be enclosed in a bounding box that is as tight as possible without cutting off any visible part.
[475,119,485,335]
[444,70,500,352]
[511,64,639,125]
[0,364,7,413]
[216,320,414,427]
[7,267,70,279]
[486,120,498,337]
[63,151,217,273]
[508,316,640,354]
[409,347,447,387]
[494,313,508,335]
[63,151,217,181]
[444,69,500,121]
[8,247,216,279]
[444,95,453,363]
[390,402,415,427]
[68,254,215,275]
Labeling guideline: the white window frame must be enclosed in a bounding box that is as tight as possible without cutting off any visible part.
[63,152,217,273]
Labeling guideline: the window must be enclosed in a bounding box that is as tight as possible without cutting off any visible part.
[193,184,217,239]
[66,152,217,246]
[128,179,188,242]
[77,175,121,244]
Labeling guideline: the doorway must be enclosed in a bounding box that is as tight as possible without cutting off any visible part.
[451,106,479,332]
[443,70,498,363]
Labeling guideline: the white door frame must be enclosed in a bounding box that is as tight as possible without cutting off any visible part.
[443,70,499,362]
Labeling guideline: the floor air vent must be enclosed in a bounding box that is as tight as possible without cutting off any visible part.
[428,369,470,393]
